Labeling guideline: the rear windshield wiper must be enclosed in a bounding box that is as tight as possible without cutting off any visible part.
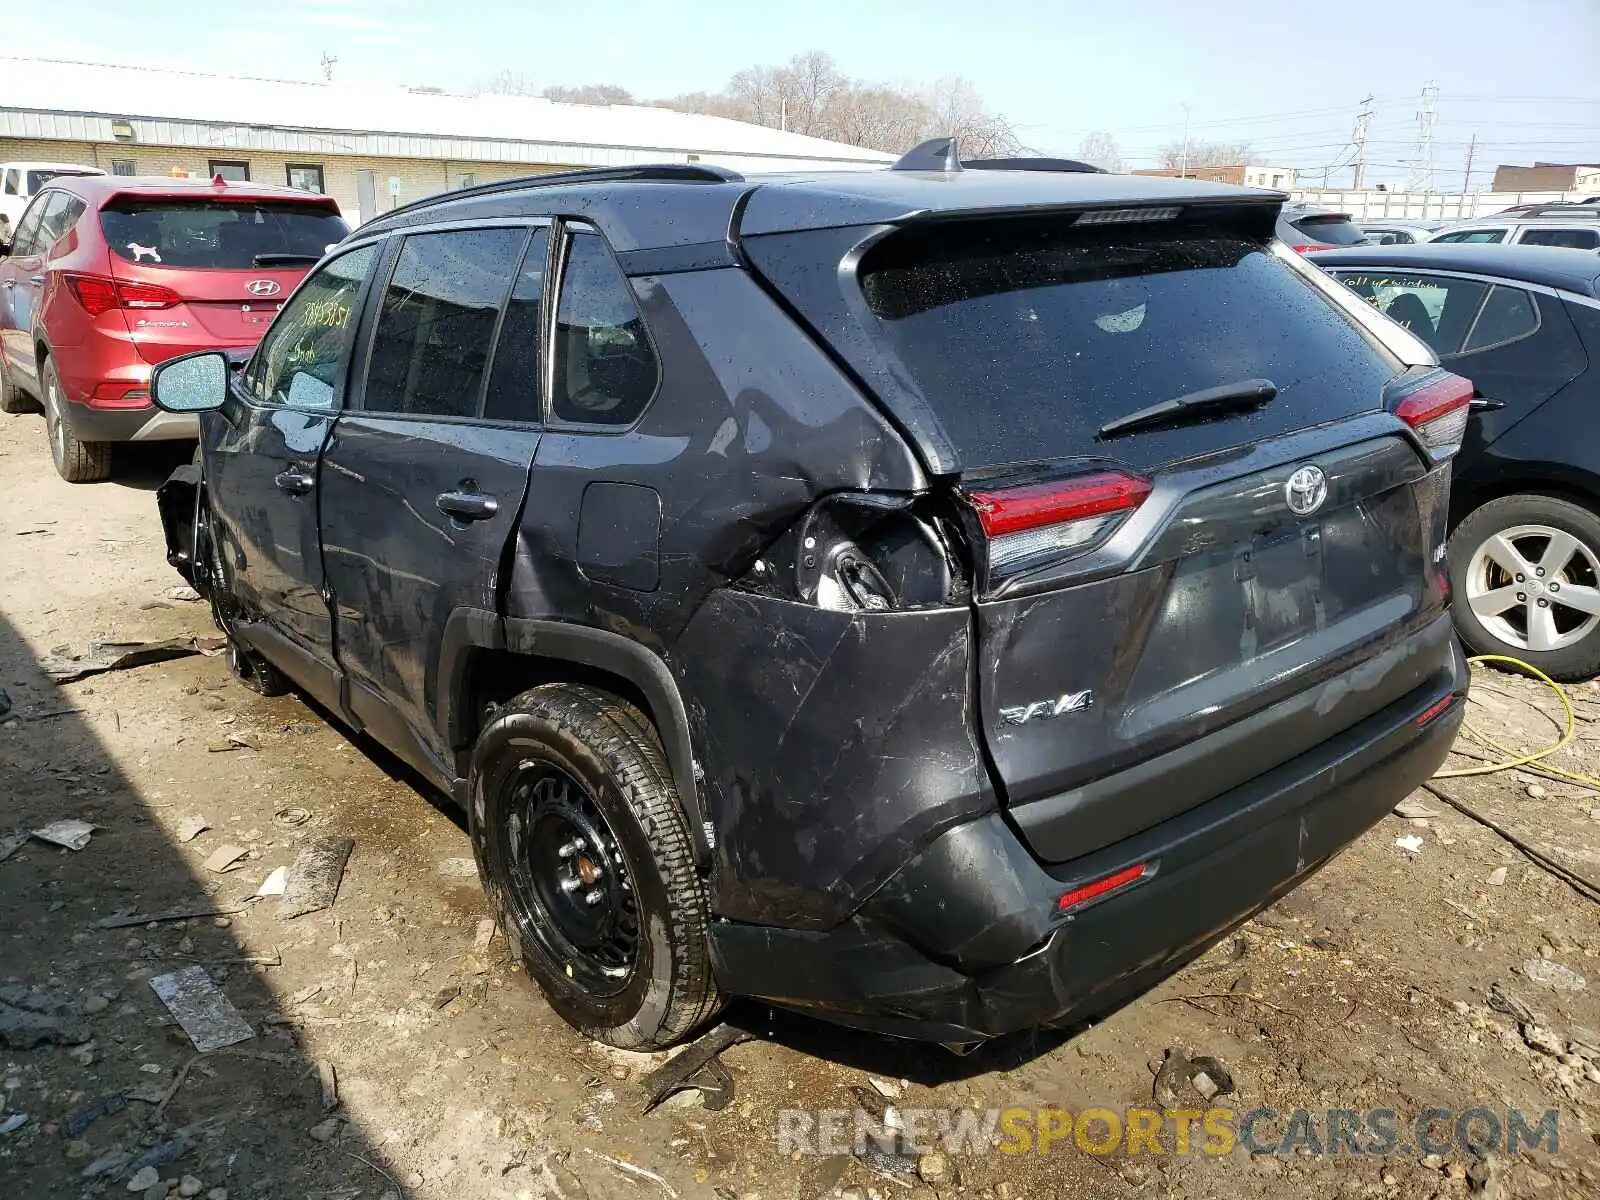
[251,252,320,267]
[1096,378,1278,441]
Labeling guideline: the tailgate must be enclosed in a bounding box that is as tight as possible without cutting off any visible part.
[976,429,1452,861]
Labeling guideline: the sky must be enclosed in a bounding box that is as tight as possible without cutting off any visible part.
[12,0,1600,189]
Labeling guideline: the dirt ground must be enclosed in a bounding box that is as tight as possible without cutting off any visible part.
[2,410,1599,1200]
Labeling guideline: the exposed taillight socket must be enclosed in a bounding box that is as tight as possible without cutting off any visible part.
[1057,861,1151,914]
[962,469,1152,587]
[1387,368,1473,462]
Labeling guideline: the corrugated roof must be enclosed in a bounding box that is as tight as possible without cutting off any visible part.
[0,57,894,169]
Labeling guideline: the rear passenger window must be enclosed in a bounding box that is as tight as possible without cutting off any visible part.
[482,228,550,422]
[1432,229,1506,244]
[1329,271,1488,356]
[1519,227,1599,249]
[363,228,526,418]
[551,227,658,427]
[1460,285,1539,354]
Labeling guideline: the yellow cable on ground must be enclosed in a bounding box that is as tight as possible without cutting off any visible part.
[1433,654,1600,788]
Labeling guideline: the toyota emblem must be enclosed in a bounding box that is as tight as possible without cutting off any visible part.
[245,279,282,297]
[1285,465,1328,516]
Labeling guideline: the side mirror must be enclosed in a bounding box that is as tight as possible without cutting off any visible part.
[151,351,228,413]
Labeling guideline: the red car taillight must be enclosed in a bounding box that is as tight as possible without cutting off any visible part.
[1388,369,1473,461]
[62,273,182,316]
[964,470,1152,577]
[1291,242,1334,254]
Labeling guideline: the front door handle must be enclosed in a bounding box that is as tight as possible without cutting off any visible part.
[28,275,44,285]
[274,466,315,496]
[436,490,500,522]
[0,279,14,289]
[1469,397,1504,412]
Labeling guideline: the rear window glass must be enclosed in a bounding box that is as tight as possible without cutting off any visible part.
[856,219,1397,468]
[101,201,348,269]
[1289,214,1367,246]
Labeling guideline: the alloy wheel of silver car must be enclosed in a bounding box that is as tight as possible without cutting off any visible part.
[1465,523,1600,653]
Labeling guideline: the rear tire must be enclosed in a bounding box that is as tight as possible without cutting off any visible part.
[0,353,36,414]
[470,683,722,1049]
[1448,493,1600,682]
[41,359,111,482]
[226,638,289,697]
[198,485,289,697]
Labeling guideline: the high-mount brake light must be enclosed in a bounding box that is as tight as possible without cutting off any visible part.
[1075,206,1181,226]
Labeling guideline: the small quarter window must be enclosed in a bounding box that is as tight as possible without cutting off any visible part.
[1461,285,1539,354]
[550,228,658,427]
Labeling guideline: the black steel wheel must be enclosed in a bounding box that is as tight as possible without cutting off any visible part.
[470,683,722,1049]
[505,764,640,995]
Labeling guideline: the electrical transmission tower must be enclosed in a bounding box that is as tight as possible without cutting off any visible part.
[1407,82,1440,193]
[1351,95,1374,190]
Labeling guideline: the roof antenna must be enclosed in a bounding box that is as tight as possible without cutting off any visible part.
[892,136,962,172]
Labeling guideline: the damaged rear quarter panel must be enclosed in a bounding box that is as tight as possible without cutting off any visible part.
[673,591,995,929]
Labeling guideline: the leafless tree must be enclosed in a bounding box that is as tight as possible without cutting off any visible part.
[656,52,1018,155]
[543,84,636,106]
[1077,130,1124,173]
[479,69,538,96]
[1158,139,1254,169]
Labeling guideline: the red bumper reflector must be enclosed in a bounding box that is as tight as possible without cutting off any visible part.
[1058,862,1149,913]
[1415,695,1457,728]
[89,383,151,409]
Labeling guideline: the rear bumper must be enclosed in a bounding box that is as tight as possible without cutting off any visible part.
[709,621,1467,1041]
[64,400,197,443]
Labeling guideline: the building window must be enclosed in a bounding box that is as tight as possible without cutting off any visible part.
[456,173,475,189]
[286,163,325,193]
[208,159,250,182]
[110,158,137,177]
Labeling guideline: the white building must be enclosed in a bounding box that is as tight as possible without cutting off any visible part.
[1244,165,1296,190]
[0,57,893,225]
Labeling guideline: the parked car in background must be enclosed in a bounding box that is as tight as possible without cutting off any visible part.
[1427,213,1600,250]
[1358,219,1442,245]
[0,161,105,242]
[1313,243,1600,679]
[0,174,348,481]
[150,150,1466,1051]
[1275,203,1367,251]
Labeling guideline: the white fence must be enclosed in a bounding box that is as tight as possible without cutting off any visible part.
[1287,189,1592,222]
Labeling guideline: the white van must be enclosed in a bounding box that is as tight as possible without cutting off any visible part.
[0,162,108,243]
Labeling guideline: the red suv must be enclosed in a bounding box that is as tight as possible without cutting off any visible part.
[0,175,348,480]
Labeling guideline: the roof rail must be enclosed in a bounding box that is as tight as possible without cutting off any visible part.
[963,156,1103,174]
[369,162,744,225]
[890,137,1105,175]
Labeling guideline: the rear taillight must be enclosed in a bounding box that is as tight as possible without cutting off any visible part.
[1389,370,1473,461]
[63,273,181,316]
[965,470,1152,577]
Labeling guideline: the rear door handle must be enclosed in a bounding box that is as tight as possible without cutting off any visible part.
[1469,397,1504,412]
[274,467,315,496]
[436,490,500,521]
[0,280,13,289]
[27,275,43,285]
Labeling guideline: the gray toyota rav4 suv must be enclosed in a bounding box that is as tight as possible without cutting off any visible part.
[151,141,1469,1050]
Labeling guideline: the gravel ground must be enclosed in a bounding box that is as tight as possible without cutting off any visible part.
[1,410,1597,1200]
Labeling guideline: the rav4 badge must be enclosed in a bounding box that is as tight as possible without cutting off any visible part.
[1000,690,1095,725]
